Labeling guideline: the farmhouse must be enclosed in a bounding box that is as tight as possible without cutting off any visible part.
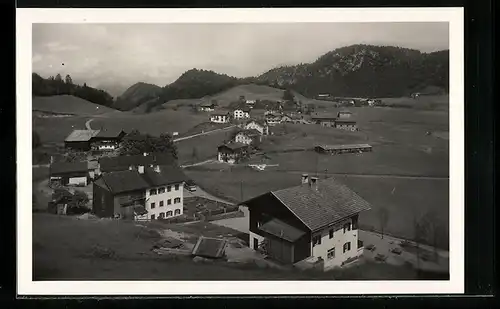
[233,106,251,120]
[245,99,256,106]
[97,152,176,174]
[50,161,89,187]
[244,120,269,135]
[337,110,352,119]
[64,129,100,151]
[217,142,249,164]
[242,174,371,270]
[92,164,187,220]
[199,102,216,112]
[335,119,358,131]
[234,129,262,145]
[210,111,231,124]
[91,128,126,151]
[265,112,283,126]
[315,144,372,155]
[311,113,337,127]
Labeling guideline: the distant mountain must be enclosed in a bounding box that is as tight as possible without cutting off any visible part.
[257,45,449,98]
[113,82,163,111]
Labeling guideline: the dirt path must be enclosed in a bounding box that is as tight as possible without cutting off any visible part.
[85,119,94,130]
[180,159,215,168]
[173,125,236,142]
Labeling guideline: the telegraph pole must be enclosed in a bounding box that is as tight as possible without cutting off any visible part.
[240,181,244,202]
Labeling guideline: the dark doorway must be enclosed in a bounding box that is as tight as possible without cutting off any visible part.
[253,238,258,250]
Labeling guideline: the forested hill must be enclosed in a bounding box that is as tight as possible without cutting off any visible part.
[32,73,115,108]
[256,45,449,98]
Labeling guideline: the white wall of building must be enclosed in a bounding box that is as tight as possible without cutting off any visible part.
[68,176,87,186]
[249,231,265,250]
[235,133,252,145]
[233,110,250,119]
[210,115,230,123]
[310,217,359,269]
[244,122,268,135]
[144,182,184,220]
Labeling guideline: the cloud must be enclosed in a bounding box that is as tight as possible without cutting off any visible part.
[32,22,449,96]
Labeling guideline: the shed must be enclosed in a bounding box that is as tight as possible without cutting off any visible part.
[50,161,89,186]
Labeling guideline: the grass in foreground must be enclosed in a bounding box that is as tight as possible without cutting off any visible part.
[33,213,445,280]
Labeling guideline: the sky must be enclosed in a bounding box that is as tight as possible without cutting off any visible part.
[32,23,449,97]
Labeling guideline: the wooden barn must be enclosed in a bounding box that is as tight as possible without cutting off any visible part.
[217,142,249,164]
[64,130,100,151]
[314,144,372,155]
[49,161,89,187]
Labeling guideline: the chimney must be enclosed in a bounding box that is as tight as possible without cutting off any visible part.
[153,165,161,173]
[138,165,145,174]
[301,173,309,185]
[310,176,319,191]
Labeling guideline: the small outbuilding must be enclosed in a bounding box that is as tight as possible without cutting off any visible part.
[314,144,372,155]
[50,161,89,186]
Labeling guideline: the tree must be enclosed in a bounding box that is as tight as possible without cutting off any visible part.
[71,190,89,208]
[65,74,73,85]
[65,151,87,162]
[32,130,41,149]
[418,210,444,260]
[378,207,389,239]
[120,131,178,159]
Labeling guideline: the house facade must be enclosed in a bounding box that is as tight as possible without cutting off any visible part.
[242,174,371,270]
[234,129,261,145]
[337,111,352,119]
[217,143,249,164]
[233,107,251,120]
[265,113,282,126]
[91,129,126,151]
[335,119,358,131]
[311,114,337,127]
[92,164,186,221]
[244,120,269,135]
[210,112,231,124]
[49,161,89,186]
[199,103,216,112]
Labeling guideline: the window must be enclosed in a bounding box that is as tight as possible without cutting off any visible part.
[150,202,155,209]
[159,212,165,219]
[343,242,351,253]
[166,211,173,217]
[174,197,181,204]
[329,229,334,239]
[167,186,171,192]
[312,235,322,246]
[149,189,157,195]
[343,223,351,233]
[158,187,165,194]
[159,201,164,207]
[175,184,179,191]
[327,248,336,259]
[151,214,155,220]
[174,209,181,215]
[167,199,172,205]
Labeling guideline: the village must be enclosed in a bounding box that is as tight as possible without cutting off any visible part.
[34,90,450,279]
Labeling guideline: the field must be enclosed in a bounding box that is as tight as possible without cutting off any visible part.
[33,213,433,280]
[186,104,450,249]
[176,129,233,165]
[33,95,119,116]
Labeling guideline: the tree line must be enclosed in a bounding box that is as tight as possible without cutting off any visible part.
[32,73,115,108]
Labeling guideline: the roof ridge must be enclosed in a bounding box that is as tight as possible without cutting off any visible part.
[270,191,313,231]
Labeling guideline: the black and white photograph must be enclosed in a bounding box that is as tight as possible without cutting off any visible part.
[17,8,464,295]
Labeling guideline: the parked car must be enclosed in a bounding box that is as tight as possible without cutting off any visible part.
[186,180,197,192]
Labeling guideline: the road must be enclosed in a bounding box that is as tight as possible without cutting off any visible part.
[85,119,94,130]
[281,170,449,180]
[173,125,236,142]
[180,159,215,168]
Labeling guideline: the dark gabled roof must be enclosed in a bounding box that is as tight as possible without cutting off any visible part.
[311,113,337,120]
[245,119,267,127]
[99,170,150,194]
[65,130,100,142]
[192,236,227,258]
[94,128,126,139]
[210,110,230,116]
[98,153,176,172]
[50,161,88,175]
[335,119,357,124]
[316,144,372,151]
[236,129,261,138]
[142,165,187,187]
[218,142,248,151]
[255,177,372,232]
[258,218,306,242]
[200,102,215,108]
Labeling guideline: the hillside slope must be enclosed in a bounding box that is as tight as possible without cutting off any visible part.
[32,95,118,116]
[257,45,449,98]
[114,82,163,111]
